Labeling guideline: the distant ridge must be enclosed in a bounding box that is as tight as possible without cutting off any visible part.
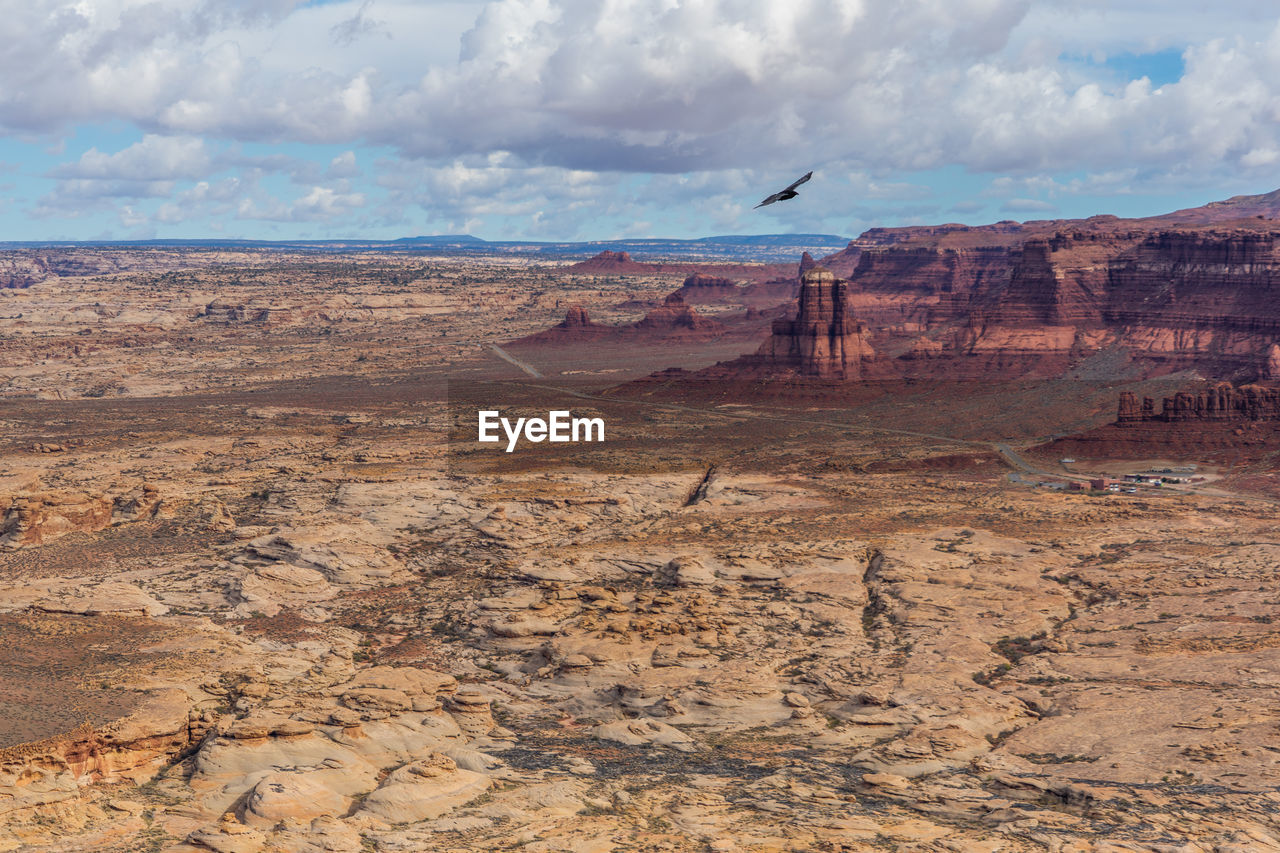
[0,233,850,264]
[1151,187,1280,223]
[392,234,486,244]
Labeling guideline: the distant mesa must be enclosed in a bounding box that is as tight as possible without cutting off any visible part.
[508,295,725,347]
[568,250,649,274]
[672,273,741,303]
[739,251,816,305]
[393,234,485,244]
[1152,187,1280,224]
[564,249,794,283]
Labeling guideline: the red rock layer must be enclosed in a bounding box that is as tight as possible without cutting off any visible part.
[1105,231,1280,333]
[1037,381,1280,463]
[740,277,799,304]
[845,245,1012,328]
[619,190,1280,392]
[821,225,1280,381]
[1039,419,1280,462]
[1118,383,1280,423]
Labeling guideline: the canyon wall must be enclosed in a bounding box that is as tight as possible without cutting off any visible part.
[824,226,1280,382]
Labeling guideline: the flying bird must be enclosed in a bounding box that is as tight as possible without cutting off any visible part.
[754,171,813,209]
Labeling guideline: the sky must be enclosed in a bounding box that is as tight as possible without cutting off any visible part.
[3,0,1280,241]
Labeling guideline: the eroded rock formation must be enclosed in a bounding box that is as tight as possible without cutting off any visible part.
[740,266,875,379]
[509,304,611,345]
[1118,383,1280,423]
[633,293,724,337]
[510,295,725,346]
[672,273,740,302]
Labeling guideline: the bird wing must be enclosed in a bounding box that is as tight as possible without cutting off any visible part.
[785,171,813,193]
[754,192,784,208]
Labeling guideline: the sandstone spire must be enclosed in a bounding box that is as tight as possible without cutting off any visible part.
[754,266,874,379]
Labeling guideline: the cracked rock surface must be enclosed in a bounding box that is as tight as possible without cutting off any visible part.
[0,253,1279,852]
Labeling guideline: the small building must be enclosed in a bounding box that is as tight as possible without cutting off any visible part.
[1090,478,1113,490]
[1068,481,1086,491]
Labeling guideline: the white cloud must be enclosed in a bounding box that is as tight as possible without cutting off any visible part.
[6,0,1280,181]
[13,0,1280,238]
[52,134,211,181]
[327,151,361,178]
[238,185,366,222]
[330,0,390,46]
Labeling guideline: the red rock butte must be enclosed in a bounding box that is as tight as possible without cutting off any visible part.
[507,303,610,345]
[719,266,876,380]
[633,293,724,337]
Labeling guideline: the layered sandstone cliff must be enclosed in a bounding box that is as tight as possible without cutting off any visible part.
[818,224,1280,382]
[1101,231,1280,376]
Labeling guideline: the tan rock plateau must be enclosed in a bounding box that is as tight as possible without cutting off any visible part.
[0,242,1278,853]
